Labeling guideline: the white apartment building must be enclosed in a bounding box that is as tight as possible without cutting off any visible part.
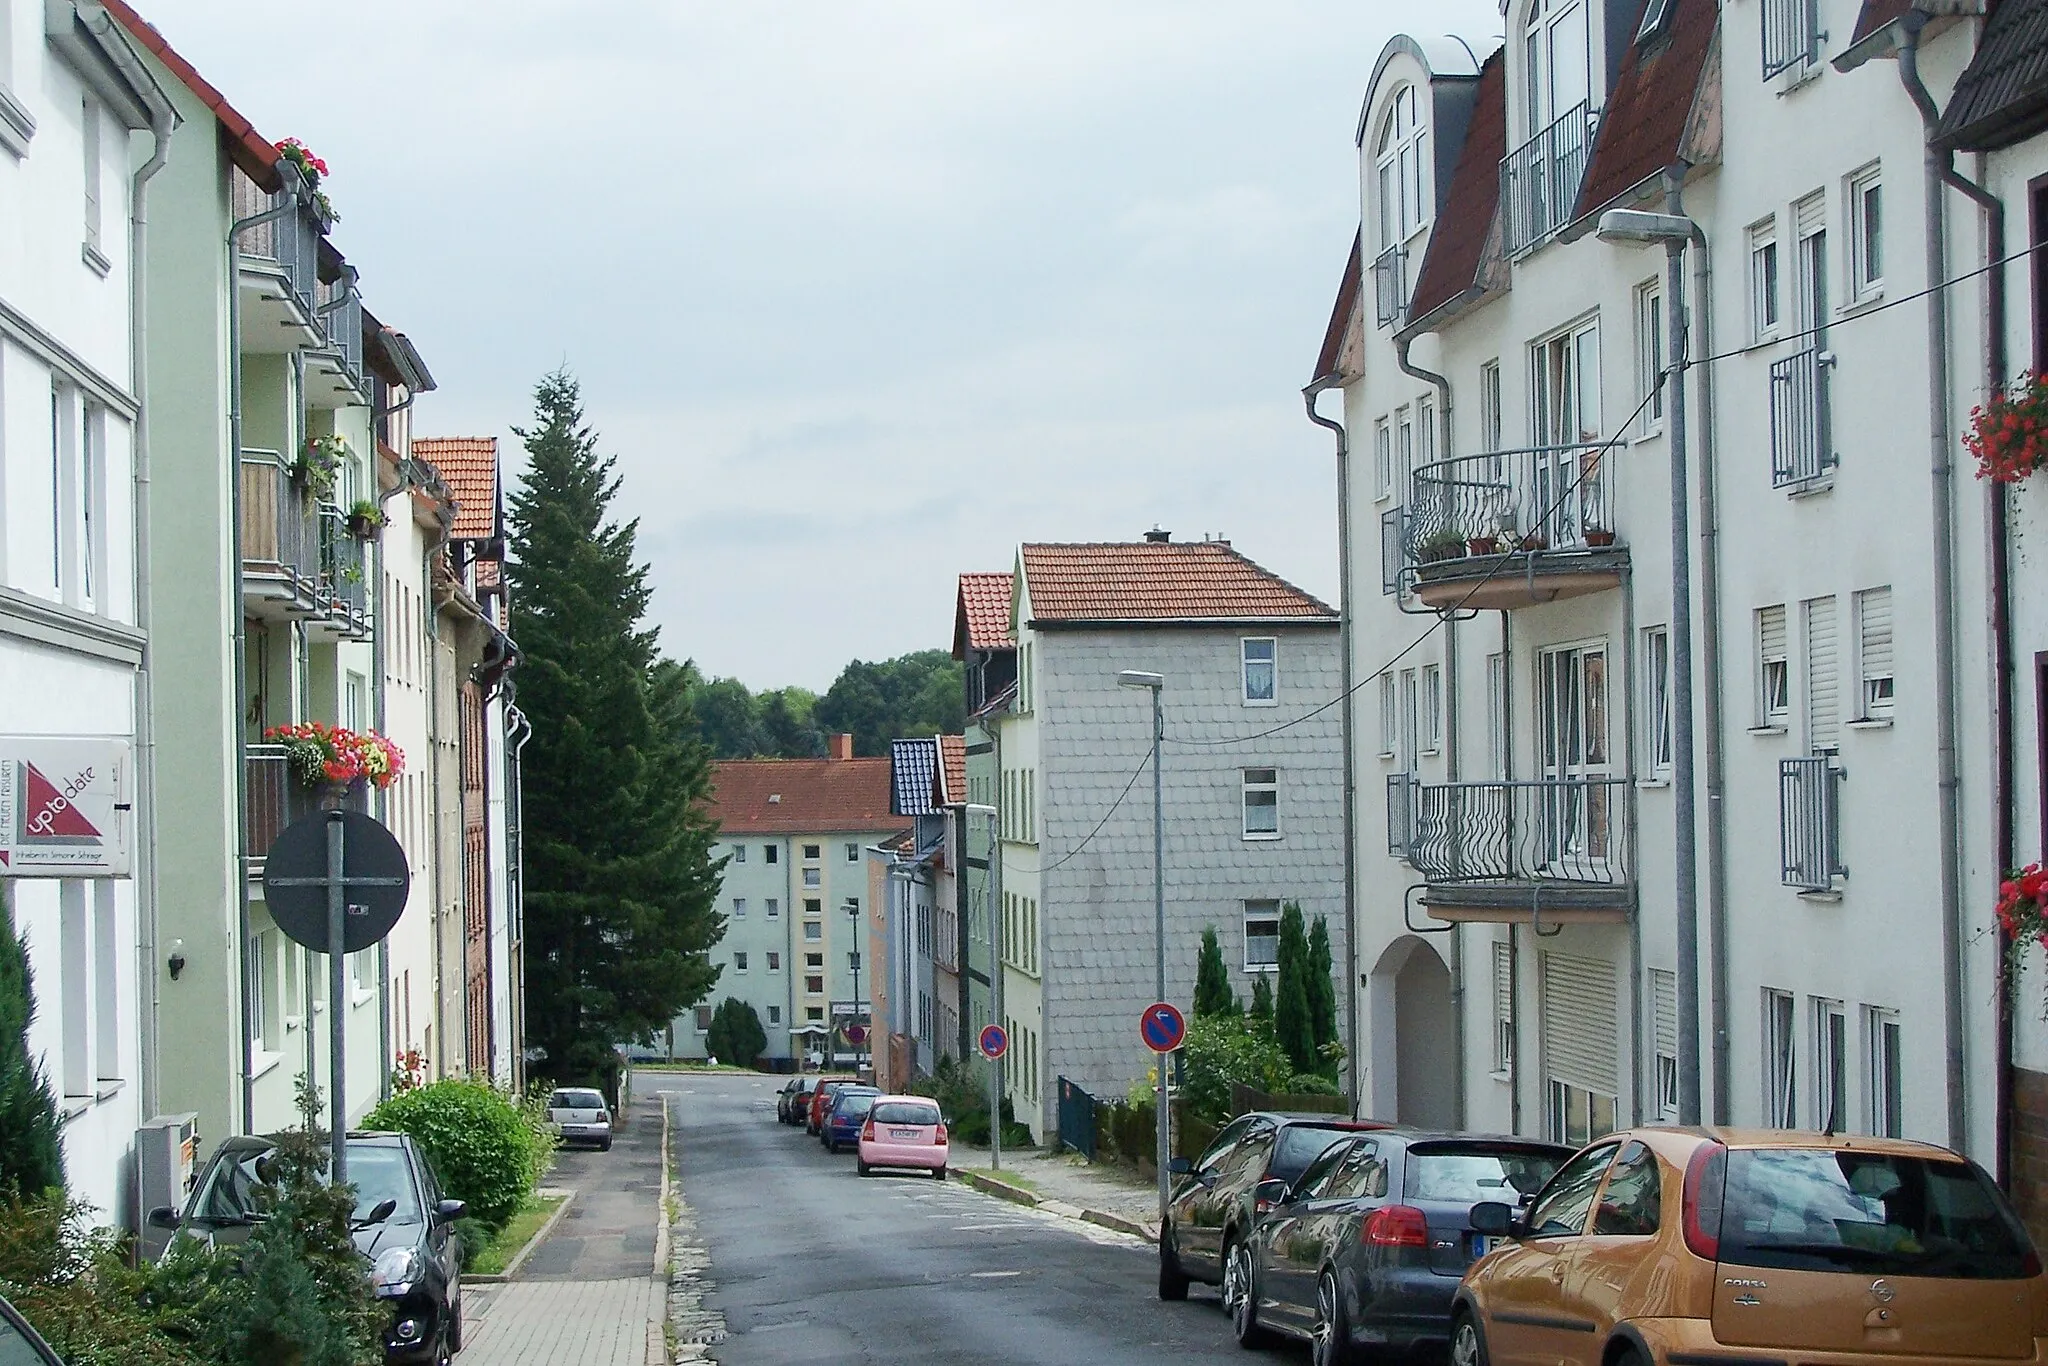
[0,0,174,1223]
[1318,0,2001,1163]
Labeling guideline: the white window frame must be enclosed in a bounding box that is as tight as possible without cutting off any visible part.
[1395,407,1414,506]
[694,1005,714,1033]
[1749,218,1780,342]
[1854,585,1895,721]
[802,843,821,861]
[802,867,821,889]
[1642,625,1673,777]
[1242,767,1280,840]
[1651,968,1679,1121]
[1399,669,1419,769]
[1758,605,1790,729]
[730,843,746,863]
[1486,652,1508,779]
[1813,997,1847,1134]
[1847,164,1883,302]
[1375,83,1430,248]
[767,951,781,972]
[1421,664,1443,755]
[1243,900,1281,973]
[731,897,747,920]
[1865,1005,1903,1137]
[803,921,822,942]
[1241,637,1278,707]
[845,842,859,862]
[81,96,105,269]
[1763,988,1797,1128]
[1378,675,1398,759]
[732,951,749,973]
[1634,279,1665,436]
[765,898,780,919]
[1479,359,1505,454]
[1374,418,1393,499]
[1492,939,1515,1076]
[767,1005,782,1025]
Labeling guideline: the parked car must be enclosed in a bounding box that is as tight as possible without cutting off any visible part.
[546,1087,613,1151]
[0,1290,62,1365]
[149,1131,466,1364]
[857,1095,949,1178]
[1452,1128,2045,1366]
[1231,1131,1570,1361]
[776,1077,817,1125]
[807,1077,863,1135]
[1159,1112,1389,1302]
[822,1086,883,1152]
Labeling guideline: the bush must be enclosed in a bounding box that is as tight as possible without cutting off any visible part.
[0,1196,212,1366]
[1179,1014,1290,1125]
[365,1078,545,1231]
[1285,1072,1343,1097]
[907,1056,1030,1146]
[705,998,766,1067]
[0,884,63,1199]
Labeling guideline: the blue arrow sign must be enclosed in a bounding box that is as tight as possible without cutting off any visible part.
[1141,1002,1186,1054]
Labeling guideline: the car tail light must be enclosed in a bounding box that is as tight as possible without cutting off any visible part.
[1681,1141,1726,1261]
[935,1124,947,1144]
[862,1121,875,1142]
[1362,1205,1430,1248]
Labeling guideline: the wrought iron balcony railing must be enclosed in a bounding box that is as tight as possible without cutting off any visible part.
[1779,756,1846,892]
[1769,345,1833,487]
[1372,244,1406,328]
[1501,101,1593,255]
[1405,777,1632,890]
[1405,442,1616,559]
[318,506,368,626]
[239,450,321,590]
[1761,0,1821,79]
[245,745,369,860]
[1386,772,1418,859]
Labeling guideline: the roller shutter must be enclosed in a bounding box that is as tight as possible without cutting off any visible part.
[1540,951,1619,1098]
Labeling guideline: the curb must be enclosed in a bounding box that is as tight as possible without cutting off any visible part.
[463,1189,576,1285]
[652,1092,672,1366]
[950,1168,1157,1241]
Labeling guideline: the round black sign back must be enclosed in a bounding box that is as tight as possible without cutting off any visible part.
[262,810,410,954]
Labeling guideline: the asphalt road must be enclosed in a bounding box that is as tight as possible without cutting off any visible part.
[661,1071,1296,1366]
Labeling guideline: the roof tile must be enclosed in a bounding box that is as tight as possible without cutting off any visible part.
[1406,50,1506,325]
[414,437,500,541]
[954,572,1014,655]
[1572,0,1719,221]
[1937,0,2048,151]
[1020,541,1334,624]
[102,0,280,186]
[940,735,967,806]
[708,759,910,836]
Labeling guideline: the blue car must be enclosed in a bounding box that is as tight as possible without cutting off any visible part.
[821,1086,881,1153]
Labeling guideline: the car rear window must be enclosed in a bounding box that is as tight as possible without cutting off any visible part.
[1273,1125,1363,1183]
[550,1090,603,1109]
[834,1092,879,1114]
[872,1102,941,1125]
[1719,1149,2036,1279]
[1406,1144,1568,1205]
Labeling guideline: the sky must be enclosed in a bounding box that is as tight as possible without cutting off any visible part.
[144,1,1505,690]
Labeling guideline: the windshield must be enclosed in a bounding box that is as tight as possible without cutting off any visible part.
[872,1102,941,1126]
[185,1140,419,1225]
[347,1145,422,1223]
[1406,1145,1567,1205]
[549,1090,604,1109]
[1274,1126,1361,1183]
[1720,1149,2035,1279]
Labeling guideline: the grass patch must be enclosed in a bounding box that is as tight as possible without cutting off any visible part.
[976,1168,1040,1193]
[465,1194,565,1275]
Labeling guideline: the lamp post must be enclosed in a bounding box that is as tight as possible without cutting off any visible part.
[848,950,864,1075]
[1118,669,1169,1224]
[1596,204,1703,1125]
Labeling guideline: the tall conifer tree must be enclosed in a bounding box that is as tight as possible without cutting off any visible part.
[0,886,63,1197]
[1306,916,1339,1079]
[508,371,723,1085]
[1194,926,1238,1017]
[1273,901,1316,1077]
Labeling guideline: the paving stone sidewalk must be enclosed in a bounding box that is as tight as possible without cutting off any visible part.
[460,1276,663,1366]
[967,1147,1164,1238]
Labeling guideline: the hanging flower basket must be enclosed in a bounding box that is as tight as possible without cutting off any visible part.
[1997,863,2048,1003]
[275,137,340,225]
[1966,372,2048,483]
[263,721,404,792]
[346,498,386,540]
[294,434,348,504]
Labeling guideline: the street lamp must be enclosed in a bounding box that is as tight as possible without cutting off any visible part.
[849,950,863,1074]
[1597,203,1704,1125]
[1117,669,1169,1224]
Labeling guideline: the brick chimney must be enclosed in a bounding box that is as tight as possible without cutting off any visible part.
[828,733,854,761]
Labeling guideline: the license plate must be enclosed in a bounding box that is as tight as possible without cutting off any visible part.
[890,1128,917,1139]
[1471,1236,1496,1259]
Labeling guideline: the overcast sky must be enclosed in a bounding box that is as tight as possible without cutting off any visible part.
[148,2,1504,690]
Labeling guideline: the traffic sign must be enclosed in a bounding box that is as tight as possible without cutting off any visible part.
[978,1023,1009,1060]
[263,810,410,953]
[844,1024,869,1046]
[1140,1002,1186,1054]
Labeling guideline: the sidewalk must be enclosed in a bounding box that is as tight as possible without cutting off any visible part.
[462,1278,663,1366]
[954,1146,1164,1240]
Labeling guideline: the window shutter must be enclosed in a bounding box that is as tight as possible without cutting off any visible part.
[1494,941,1513,1022]
[1651,969,1677,1061]
[1859,586,1892,684]
[1540,951,1619,1098]
[1805,596,1839,747]
[1759,605,1787,661]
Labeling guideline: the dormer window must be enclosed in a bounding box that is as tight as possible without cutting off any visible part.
[1523,0,1590,143]
[1504,0,1595,254]
[1375,86,1429,250]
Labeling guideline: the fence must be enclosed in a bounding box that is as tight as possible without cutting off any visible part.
[1406,442,1615,558]
[1501,101,1592,255]
[1761,0,1820,78]
[1779,756,1846,891]
[1056,1076,1097,1160]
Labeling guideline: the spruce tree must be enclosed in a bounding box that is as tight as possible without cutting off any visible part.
[509,370,724,1087]
[1194,927,1237,1017]
[1249,974,1273,1021]
[706,998,766,1067]
[1273,901,1316,1077]
[0,885,63,1198]
[1306,916,1340,1078]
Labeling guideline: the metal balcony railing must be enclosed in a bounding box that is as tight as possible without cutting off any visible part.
[319,506,368,625]
[1779,756,1846,892]
[317,276,365,390]
[1405,443,1615,559]
[1501,101,1592,255]
[239,450,321,587]
[1386,772,1418,859]
[245,745,369,859]
[1761,0,1820,79]
[1380,506,1406,596]
[1407,778,1632,889]
[1770,346,1833,487]
[1372,244,1406,327]
[231,164,323,321]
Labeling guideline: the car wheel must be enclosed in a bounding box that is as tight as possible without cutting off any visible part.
[1224,1241,1267,1348]
[933,1165,946,1181]
[857,1158,872,1176]
[1158,1227,1191,1301]
[600,1138,612,1152]
[1312,1269,1350,1366]
[1450,1311,1490,1366]
[827,1138,839,1154]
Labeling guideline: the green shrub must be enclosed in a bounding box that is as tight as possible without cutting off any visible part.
[705,998,766,1067]
[1285,1072,1343,1096]
[0,885,62,1199]
[0,1196,211,1366]
[365,1078,542,1231]
[1179,1013,1290,1125]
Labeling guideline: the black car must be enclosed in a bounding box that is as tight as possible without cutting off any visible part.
[0,1291,62,1365]
[1232,1131,1571,1363]
[150,1132,466,1364]
[777,1076,817,1125]
[1158,1112,1388,1303]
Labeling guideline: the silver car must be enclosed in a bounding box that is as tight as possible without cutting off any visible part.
[547,1087,613,1151]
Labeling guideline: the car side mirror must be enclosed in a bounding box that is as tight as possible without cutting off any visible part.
[358,1198,398,1227]
[147,1205,181,1231]
[1470,1201,1515,1237]
[436,1198,467,1224]
[1167,1157,1194,1177]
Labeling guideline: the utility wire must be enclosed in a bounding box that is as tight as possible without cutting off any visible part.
[1038,747,1154,872]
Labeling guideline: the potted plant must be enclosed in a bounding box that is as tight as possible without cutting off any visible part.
[1517,530,1550,552]
[1416,528,1466,564]
[346,498,386,540]
[295,433,347,503]
[274,137,340,226]
[1998,863,2048,1004]
[263,721,404,805]
[1466,534,1502,555]
[1966,371,2048,483]
[1583,522,1617,548]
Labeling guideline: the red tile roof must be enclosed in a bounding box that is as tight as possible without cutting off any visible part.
[953,572,1014,656]
[1310,229,1363,384]
[708,759,911,836]
[939,736,967,806]
[1405,49,1505,327]
[102,0,280,188]
[1937,0,2048,150]
[475,559,502,590]
[1020,541,1335,625]
[414,437,500,541]
[1571,0,1719,223]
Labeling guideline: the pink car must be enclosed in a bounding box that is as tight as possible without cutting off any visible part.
[855,1095,949,1178]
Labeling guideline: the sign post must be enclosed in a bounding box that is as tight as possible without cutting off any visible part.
[264,809,409,1184]
[1141,1001,1185,1213]
[978,1023,1009,1172]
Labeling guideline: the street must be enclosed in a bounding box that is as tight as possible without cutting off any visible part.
[659,1071,1277,1366]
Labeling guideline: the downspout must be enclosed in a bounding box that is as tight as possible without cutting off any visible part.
[1900,12,1972,1154]
[424,541,449,1078]
[1303,378,1361,1114]
[1394,335,1467,1128]
[506,702,532,1091]
[228,173,305,1134]
[1692,198,1733,1126]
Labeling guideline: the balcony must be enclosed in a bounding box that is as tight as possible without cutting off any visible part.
[244,744,364,862]
[307,273,368,409]
[1372,244,1406,328]
[1769,345,1834,489]
[1779,756,1846,892]
[310,506,371,641]
[1392,776,1633,925]
[240,450,323,619]
[1402,443,1627,610]
[1501,102,1593,256]
[231,165,326,354]
[1761,0,1820,80]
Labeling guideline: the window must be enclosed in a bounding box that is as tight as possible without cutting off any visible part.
[1395,408,1414,504]
[1865,1006,1903,1137]
[1795,192,1829,331]
[249,930,274,1053]
[766,952,781,971]
[1643,626,1673,774]
[694,1005,713,1032]
[1399,670,1419,768]
[1651,968,1679,1119]
[1375,83,1429,248]
[1764,989,1797,1128]
[1418,395,1437,469]
[765,898,780,919]
[1525,1142,1617,1238]
[1804,595,1840,750]
[1421,665,1442,754]
[731,897,747,919]
[1749,218,1780,340]
[1813,997,1847,1133]
[1762,0,1821,76]
[802,844,821,861]
[1849,165,1883,299]
[1592,1141,1663,1236]
[1479,359,1504,453]
[804,899,821,916]
[1486,653,1507,777]
[1634,280,1665,434]
[1531,319,1605,540]
[846,842,859,862]
[1523,0,1591,143]
[1241,638,1277,705]
[1374,418,1392,497]
[767,1006,782,1025]
[803,922,821,942]
[1493,939,1515,1075]
[1242,768,1279,838]
[733,952,749,973]
[1855,586,1894,719]
[806,1005,824,1024]
[802,867,821,889]
[1378,675,1397,758]
[1244,901,1280,971]
[731,844,746,863]
[764,844,778,864]
[806,976,824,995]
[1758,605,1790,727]
[81,97,103,263]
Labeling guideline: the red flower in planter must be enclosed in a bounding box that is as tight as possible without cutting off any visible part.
[1997,862,2048,1008]
[1966,372,2048,483]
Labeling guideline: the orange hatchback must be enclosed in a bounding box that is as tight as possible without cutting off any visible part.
[1453,1128,2047,1366]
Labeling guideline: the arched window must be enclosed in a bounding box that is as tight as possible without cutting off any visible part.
[1375,85,1428,249]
